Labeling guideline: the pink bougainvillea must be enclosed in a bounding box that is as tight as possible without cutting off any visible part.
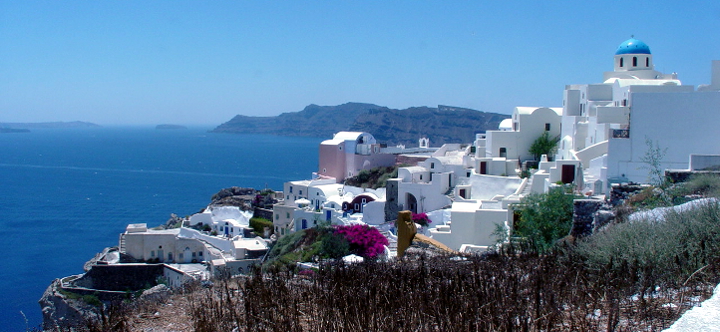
[412,212,431,227]
[334,224,389,258]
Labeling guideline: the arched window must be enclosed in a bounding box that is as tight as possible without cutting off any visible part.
[633,57,637,67]
[619,57,624,67]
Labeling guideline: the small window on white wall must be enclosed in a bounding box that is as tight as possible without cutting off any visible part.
[545,123,551,131]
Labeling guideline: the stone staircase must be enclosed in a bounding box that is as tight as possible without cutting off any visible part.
[519,175,534,196]
[119,233,126,254]
[380,229,398,256]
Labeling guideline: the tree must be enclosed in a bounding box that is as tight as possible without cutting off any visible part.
[639,136,668,187]
[528,132,559,161]
[512,186,578,252]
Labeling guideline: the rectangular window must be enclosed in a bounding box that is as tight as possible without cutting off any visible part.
[150,251,155,257]
[199,251,203,257]
[289,186,293,193]
[545,123,551,131]
[286,212,290,218]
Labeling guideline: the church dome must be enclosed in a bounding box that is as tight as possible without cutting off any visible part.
[615,38,651,55]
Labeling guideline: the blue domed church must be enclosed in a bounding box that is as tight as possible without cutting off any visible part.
[554,37,720,194]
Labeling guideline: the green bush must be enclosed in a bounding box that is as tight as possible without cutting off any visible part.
[528,132,559,161]
[318,231,350,259]
[250,217,273,236]
[512,186,578,253]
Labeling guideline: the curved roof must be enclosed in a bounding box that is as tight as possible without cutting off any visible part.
[499,118,513,130]
[514,107,562,116]
[332,131,365,141]
[615,38,651,55]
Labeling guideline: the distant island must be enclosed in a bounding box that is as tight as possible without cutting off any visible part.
[156,124,188,130]
[211,102,509,146]
[0,127,30,133]
[0,121,100,129]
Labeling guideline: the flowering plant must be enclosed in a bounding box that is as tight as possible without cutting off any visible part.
[298,269,315,277]
[334,224,389,258]
[412,212,431,227]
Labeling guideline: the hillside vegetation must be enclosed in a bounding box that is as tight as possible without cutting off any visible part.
[211,103,508,146]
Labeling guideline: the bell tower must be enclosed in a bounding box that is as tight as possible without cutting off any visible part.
[613,37,653,72]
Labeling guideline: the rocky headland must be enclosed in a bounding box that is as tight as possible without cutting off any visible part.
[211,102,509,146]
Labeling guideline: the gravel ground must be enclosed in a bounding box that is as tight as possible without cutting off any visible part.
[125,295,194,332]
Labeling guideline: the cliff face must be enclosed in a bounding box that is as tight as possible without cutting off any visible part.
[211,103,509,146]
[39,279,98,330]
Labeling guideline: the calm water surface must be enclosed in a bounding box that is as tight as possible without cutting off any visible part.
[0,127,321,330]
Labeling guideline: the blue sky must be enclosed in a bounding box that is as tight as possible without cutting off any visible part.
[2,1,719,125]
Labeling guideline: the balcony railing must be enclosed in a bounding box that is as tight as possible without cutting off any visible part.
[611,129,630,139]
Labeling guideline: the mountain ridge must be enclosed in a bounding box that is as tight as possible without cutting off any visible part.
[211,103,509,146]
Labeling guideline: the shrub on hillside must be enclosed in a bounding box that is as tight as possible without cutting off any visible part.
[575,200,720,285]
[677,173,720,197]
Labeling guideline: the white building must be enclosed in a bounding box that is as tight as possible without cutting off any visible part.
[556,37,720,193]
[389,144,474,215]
[188,206,253,237]
[475,107,562,176]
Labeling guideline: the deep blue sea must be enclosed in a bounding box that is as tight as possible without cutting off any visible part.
[0,127,321,331]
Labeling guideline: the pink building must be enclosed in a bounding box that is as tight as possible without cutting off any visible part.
[317,131,396,183]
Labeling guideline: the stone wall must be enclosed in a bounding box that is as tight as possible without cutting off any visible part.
[76,264,165,291]
[571,199,603,238]
[608,183,649,206]
[384,179,400,221]
[254,207,274,220]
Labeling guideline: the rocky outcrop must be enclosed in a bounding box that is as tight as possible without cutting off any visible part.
[138,284,171,303]
[83,247,119,272]
[210,186,278,210]
[39,279,99,330]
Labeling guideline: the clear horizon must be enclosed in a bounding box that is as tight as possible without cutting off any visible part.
[2,1,719,126]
